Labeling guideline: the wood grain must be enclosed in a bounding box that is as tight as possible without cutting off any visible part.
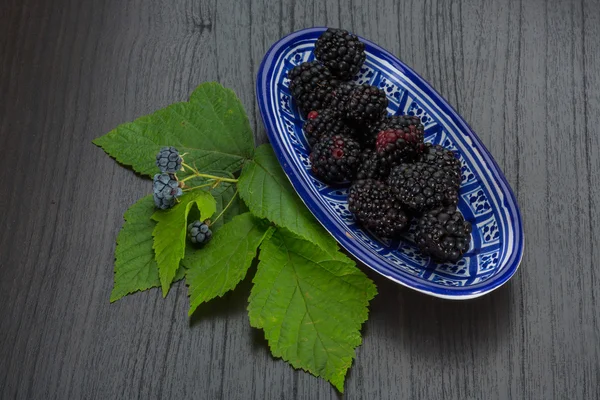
[1,0,599,398]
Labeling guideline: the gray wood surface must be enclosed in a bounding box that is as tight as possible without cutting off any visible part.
[1,0,599,398]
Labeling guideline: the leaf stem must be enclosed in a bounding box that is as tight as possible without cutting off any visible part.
[183,182,215,192]
[180,174,207,183]
[180,162,238,183]
[195,173,237,183]
[210,189,239,225]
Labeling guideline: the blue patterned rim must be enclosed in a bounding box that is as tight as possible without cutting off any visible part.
[256,27,524,299]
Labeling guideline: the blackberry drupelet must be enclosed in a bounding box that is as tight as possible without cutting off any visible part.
[387,162,459,213]
[345,84,388,122]
[419,143,462,189]
[302,108,355,147]
[287,61,339,116]
[348,179,409,238]
[415,206,472,262]
[156,146,182,173]
[355,149,392,180]
[310,134,361,184]
[153,173,183,210]
[314,28,366,80]
[187,220,213,245]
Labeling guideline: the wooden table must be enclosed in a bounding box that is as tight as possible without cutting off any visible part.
[1,0,599,398]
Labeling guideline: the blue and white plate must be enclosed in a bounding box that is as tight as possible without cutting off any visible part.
[256,27,524,300]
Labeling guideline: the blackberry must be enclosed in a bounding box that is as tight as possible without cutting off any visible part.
[419,143,462,189]
[373,116,425,164]
[388,162,459,213]
[368,115,424,144]
[345,84,388,122]
[153,173,183,210]
[329,81,356,113]
[310,134,361,184]
[314,28,366,80]
[287,61,339,116]
[156,146,182,173]
[355,149,392,180]
[302,109,355,147]
[355,117,426,179]
[348,179,409,238]
[415,206,472,263]
[326,82,376,146]
[187,220,213,245]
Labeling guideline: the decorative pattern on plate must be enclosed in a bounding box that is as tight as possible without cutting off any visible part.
[257,28,523,299]
[463,188,493,217]
[376,76,403,106]
[435,258,470,277]
[477,250,501,274]
[477,217,501,247]
[429,273,467,287]
[354,65,376,85]
[403,98,436,128]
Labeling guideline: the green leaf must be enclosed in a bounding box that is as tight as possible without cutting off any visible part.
[93,82,255,177]
[238,144,336,252]
[110,195,186,302]
[184,213,274,316]
[248,229,377,392]
[152,190,216,297]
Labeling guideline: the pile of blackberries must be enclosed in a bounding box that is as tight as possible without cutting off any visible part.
[287,28,472,263]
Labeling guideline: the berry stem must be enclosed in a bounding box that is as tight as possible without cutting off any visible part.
[210,189,238,225]
[179,162,194,174]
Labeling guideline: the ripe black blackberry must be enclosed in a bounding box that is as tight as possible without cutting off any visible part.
[329,81,356,113]
[375,128,425,165]
[355,117,426,180]
[415,206,472,263]
[355,149,392,180]
[348,179,409,238]
[373,116,425,165]
[388,162,459,213]
[314,28,366,80]
[419,143,462,189]
[310,134,361,184]
[368,115,424,144]
[302,109,355,147]
[345,84,388,122]
[287,61,339,116]
[326,81,376,146]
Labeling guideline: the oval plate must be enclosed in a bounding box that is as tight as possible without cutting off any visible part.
[256,27,524,300]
